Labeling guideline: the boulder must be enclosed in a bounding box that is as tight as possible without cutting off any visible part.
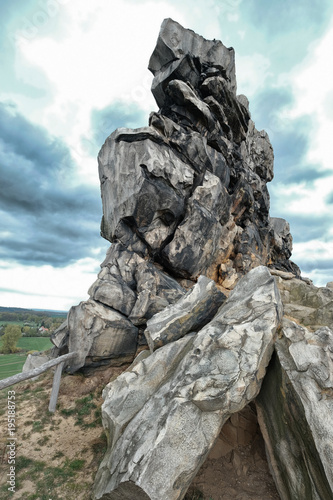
[256,318,333,499]
[145,275,226,352]
[66,300,139,373]
[99,128,193,250]
[92,266,282,499]
[89,242,185,325]
[22,352,52,380]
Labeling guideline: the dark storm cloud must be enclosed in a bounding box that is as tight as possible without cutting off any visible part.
[85,101,147,157]
[297,257,333,281]
[0,102,73,177]
[0,102,105,267]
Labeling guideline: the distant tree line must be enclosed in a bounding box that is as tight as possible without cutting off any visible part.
[0,311,66,323]
[0,315,64,338]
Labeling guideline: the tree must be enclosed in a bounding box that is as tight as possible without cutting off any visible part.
[0,324,22,353]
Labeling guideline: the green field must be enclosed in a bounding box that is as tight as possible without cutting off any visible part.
[17,337,53,351]
[0,353,27,379]
[0,337,53,380]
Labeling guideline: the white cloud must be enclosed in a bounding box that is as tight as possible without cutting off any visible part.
[0,255,106,311]
[236,53,272,97]
[272,177,333,216]
[286,21,333,173]
[13,0,187,186]
[292,240,333,286]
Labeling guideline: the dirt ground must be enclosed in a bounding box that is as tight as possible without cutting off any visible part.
[188,440,280,500]
[0,366,280,500]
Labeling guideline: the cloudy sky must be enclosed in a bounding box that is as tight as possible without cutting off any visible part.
[1,0,333,311]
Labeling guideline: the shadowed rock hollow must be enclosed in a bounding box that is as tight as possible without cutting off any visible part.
[49,18,333,500]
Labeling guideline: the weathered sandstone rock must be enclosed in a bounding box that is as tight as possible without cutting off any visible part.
[66,300,138,373]
[256,318,333,499]
[145,275,226,352]
[276,275,333,331]
[96,18,299,285]
[42,18,333,500]
[89,242,185,326]
[92,266,282,500]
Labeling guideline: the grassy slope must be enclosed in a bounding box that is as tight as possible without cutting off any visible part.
[16,338,53,351]
[0,366,126,500]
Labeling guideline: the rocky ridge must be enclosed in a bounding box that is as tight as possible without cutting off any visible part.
[49,19,333,500]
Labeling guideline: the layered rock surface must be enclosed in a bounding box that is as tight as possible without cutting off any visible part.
[93,266,282,500]
[99,18,300,286]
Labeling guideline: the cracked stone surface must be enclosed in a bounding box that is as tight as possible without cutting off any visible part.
[92,266,282,500]
[256,318,333,500]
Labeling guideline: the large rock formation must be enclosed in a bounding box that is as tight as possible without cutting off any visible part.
[48,18,333,500]
[52,18,299,371]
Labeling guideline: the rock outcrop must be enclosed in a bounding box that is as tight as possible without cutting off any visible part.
[47,18,333,500]
[93,266,282,500]
[98,18,299,286]
[51,17,299,372]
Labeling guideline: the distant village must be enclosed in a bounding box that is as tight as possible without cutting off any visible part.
[0,308,67,337]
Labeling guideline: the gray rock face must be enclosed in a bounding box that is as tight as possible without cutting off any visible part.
[52,241,186,371]
[145,275,226,352]
[256,318,333,499]
[90,242,185,327]
[92,266,282,500]
[22,352,52,380]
